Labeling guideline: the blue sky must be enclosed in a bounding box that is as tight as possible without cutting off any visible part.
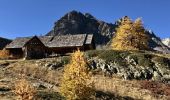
[0,0,170,39]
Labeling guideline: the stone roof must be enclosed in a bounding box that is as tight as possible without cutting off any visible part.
[47,34,87,47]
[39,36,53,47]
[6,37,32,48]
[6,34,93,49]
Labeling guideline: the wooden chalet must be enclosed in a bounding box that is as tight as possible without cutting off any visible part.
[5,34,95,59]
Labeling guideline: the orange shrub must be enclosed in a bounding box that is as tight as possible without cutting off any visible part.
[14,79,37,100]
[0,49,10,59]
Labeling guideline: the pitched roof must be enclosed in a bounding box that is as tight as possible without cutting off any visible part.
[6,34,94,48]
[39,36,53,47]
[47,34,87,47]
[6,37,32,48]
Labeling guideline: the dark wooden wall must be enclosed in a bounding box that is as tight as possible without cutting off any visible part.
[8,48,23,58]
[24,37,46,59]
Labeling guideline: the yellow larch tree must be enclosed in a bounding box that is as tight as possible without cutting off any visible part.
[112,16,135,50]
[60,49,94,100]
[133,18,149,50]
[112,16,149,50]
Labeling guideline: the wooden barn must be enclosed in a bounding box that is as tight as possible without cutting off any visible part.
[5,34,95,59]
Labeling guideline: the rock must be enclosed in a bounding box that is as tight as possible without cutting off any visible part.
[152,71,162,81]
[162,38,170,48]
[46,10,170,53]
[88,56,170,82]
[46,10,116,46]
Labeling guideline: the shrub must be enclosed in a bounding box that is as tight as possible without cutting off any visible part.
[0,49,11,59]
[152,56,170,67]
[61,56,70,65]
[85,50,105,58]
[128,53,153,67]
[60,50,94,100]
[98,50,129,66]
[14,79,37,100]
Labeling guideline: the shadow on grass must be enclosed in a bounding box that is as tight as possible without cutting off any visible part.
[95,91,135,100]
[35,91,65,100]
[35,90,135,100]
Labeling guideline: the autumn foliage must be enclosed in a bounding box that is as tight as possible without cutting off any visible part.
[112,16,149,50]
[14,79,36,100]
[0,49,10,59]
[60,50,94,100]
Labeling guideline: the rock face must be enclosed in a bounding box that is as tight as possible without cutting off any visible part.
[162,38,170,48]
[0,37,11,50]
[46,10,170,53]
[147,31,170,53]
[87,51,170,83]
[46,10,116,46]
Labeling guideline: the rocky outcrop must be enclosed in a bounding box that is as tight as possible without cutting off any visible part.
[87,51,170,83]
[0,37,11,50]
[162,38,170,48]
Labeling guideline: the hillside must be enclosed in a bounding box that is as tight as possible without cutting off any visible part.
[46,11,170,53]
[0,37,11,50]
[0,50,170,99]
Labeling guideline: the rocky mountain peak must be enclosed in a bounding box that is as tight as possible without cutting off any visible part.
[84,13,96,19]
[46,11,170,53]
[64,10,85,20]
[47,10,116,46]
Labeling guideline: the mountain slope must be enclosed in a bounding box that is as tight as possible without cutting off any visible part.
[162,38,170,48]
[46,10,117,45]
[46,10,170,53]
[147,31,170,53]
[0,37,11,50]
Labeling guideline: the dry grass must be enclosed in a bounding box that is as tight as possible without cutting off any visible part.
[3,57,170,100]
[6,60,63,87]
[92,75,170,100]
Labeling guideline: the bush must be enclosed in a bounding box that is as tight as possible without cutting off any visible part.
[128,53,153,67]
[61,56,70,65]
[85,50,105,58]
[14,79,37,100]
[0,50,11,59]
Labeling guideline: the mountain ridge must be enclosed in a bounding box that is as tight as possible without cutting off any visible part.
[46,10,117,45]
[45,10,169,53]
[0,37,12,50]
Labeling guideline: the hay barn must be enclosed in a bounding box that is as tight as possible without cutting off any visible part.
[5,34,95,59]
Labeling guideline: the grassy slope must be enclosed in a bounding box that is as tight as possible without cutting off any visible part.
[0,50,169,99]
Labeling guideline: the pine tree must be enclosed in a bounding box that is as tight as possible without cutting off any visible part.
[60,50,94,100]
[111,16,149,50]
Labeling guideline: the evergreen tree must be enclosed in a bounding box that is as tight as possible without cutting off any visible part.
[60,50,94,100]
